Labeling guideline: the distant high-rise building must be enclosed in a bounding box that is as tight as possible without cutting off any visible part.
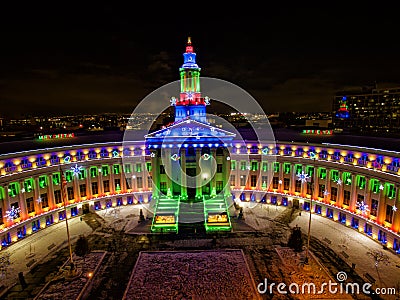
[332,86,400,134]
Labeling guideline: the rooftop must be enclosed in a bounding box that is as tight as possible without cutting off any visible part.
[0,128,400,155]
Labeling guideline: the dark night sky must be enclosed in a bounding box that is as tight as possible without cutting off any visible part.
[1,3,400,118]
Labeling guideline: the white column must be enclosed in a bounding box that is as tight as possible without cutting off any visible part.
[18,181,28,219]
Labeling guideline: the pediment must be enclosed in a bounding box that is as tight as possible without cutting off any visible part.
[144,119,235,140]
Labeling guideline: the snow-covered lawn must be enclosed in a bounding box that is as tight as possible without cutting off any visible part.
[35,250,106,300]
[0,217,92,289]
[123,250,260,300]
[290,212,400,290]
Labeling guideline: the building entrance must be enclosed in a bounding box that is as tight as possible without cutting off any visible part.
[186,168,196,199]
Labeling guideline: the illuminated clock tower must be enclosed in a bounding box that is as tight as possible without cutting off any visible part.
[146,37,234,233]
[172,37,209,123]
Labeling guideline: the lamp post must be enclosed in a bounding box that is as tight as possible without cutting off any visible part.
[60,167,74,272]
[305,174,313,265]
[305,154,317,265]
[297,152,316,266]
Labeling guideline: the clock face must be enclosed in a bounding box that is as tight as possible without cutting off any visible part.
[187,56,193,62]
[186,91,193,99]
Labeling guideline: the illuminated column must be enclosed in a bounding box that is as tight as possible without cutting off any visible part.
[377,183,386,224]
[143,162,149,191]
[290,164,296,194]
[73,176,80,202]
[211,148,217,193]
[255,157,262,191]
[336,172,344,207]
[18,181,27,220]
[196,148,202,198]
[180,148,187,197]
[133,174,139,191]
[165,148,173,192]
[325,168,331,203]
[312,166,319,200]
[349,174,357,211]
[0,189,6,225]
[223,149,231,197]
[300,166,305,197]
[120,165,126,192]
[47,175,55,209]
[86,171,92,197]
[364,177,371,212]
[110,164,115,193]
[278,160,284,193]
[392,184,400,232]
[268,161,273,190]
[349,174,358,211]
[151,151,159,198]
[393,210,400,232]
[34,177,42,214]
[3,188,11,226]
[234,159,239,189]
[98,166,104,195]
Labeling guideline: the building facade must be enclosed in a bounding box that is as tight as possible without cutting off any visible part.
[1,141,400,252]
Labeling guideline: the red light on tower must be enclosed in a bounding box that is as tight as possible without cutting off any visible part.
[186,36,193,53]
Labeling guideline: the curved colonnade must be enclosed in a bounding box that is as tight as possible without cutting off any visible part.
[0,140,399,255]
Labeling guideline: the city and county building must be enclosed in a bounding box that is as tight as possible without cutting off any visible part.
[0,39,399,258]
[333,86,400,134]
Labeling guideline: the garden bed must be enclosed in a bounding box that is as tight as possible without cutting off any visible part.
[34,250,106,300]
[123,249,260,299]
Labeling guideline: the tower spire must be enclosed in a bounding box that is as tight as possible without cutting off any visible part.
[186,36,193,53]
[172,37,208,123]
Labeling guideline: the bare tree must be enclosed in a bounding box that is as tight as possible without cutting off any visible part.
[339,236,349,249]
[366,249,390,285]
[74,235,90,272]
[0,252,14,287]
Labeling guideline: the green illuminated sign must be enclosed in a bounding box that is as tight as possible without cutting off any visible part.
[38,133,75,140]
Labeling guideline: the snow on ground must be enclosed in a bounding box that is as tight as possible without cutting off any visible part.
[123,250,260,300]
[35,251,106,300]
[234,202,288,230]
[95,204,147,232]
[2,202,399,296]
[0,217,92,287]
[290,212,400,289]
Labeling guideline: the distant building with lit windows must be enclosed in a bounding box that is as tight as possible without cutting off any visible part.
[332,86,400,134]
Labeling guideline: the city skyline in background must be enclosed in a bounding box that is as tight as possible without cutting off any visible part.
[1,3,400,117]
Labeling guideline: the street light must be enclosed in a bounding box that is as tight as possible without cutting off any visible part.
[296,170,311,264]
[306,153,317,265]
[297,151,316,266]
[305,175,313,265]
[60,166,74,273]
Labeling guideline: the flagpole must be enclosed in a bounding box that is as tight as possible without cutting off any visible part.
[304,156,316,266]
[60,166,74,268]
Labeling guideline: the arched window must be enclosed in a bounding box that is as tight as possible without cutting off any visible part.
[88,150,97,159]
[50,154,59,164]
[36,157,46,167]
[100,149,109,158]
[76,151,85,161]
[4,162,17,172]
[123,148,131,157]
[20,158,32,169]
